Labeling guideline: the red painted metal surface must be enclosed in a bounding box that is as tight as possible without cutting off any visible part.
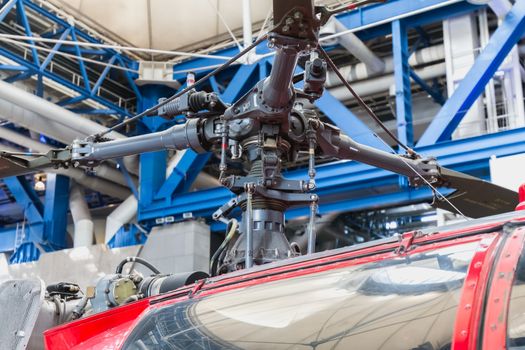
[44,213,525,349]
[44,298,150,350]
[451,234,501,350]
[517,184,525,211]
[482,226,525,350]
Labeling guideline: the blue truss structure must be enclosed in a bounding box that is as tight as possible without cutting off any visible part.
[0,0,140,116]
[2,0,525,261]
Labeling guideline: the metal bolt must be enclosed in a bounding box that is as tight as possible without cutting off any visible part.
[464,304,471,310]
[474,262,482,269]
[282,25,290,32]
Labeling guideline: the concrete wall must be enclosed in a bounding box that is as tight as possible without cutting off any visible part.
[0,220,212,290]
[0,244,140,291]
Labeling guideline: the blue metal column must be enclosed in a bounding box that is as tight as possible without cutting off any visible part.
[392,19,413,148]
[3,174,69,262]
[417,0,525,146]
[138,85,173,206]
[42,174,69,250]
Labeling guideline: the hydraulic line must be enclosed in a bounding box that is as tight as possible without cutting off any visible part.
[115,257,161,275]
[210,219,239,275]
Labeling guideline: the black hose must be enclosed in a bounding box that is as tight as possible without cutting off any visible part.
[210,219,238,276]
[116,257,161,275]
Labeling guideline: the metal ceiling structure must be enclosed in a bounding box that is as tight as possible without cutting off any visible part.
[0,0,524,263]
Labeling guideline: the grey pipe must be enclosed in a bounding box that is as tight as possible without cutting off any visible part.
[0,80,124,140]
[0,82,139,174]
[325,44,445,88]
[332,18,385,74]
[69,182,94,247]
[328,62,446,101]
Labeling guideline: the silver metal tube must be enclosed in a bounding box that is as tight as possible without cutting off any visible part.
[242,0,253,49]
[69,183,94,247]
[245,187,254,268]
[307,198,318,254]
[75,123,193,162]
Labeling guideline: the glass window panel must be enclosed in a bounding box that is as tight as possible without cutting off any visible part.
[124,242,480,350]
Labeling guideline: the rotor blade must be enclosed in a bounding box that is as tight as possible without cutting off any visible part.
[0,149,70,178]
[433,167,518,218]
[0,156,37,178]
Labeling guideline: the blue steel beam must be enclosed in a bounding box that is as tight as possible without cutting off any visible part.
[42,174,69,250]
[39,27,71,71]
[3,176,43,224]
[172,0,481,81]
[410,70,445,105]
[337,0,482,40]
[392,19,413,147]
[417,0,525,146]
[2,174,69,259]
[0,0,139,118]
[0,0,16,22]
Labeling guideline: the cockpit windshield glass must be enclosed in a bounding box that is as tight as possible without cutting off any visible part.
[123,241,480,350]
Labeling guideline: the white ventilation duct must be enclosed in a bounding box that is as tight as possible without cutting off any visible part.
[69,183,94,247]
[0,80,138,174]
[329,62,446,102]
[105,195,138,244]
[0,81,123,139]
[321,18,385,75]
[325,44,445,88]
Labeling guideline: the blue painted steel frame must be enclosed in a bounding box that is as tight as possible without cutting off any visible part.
[0,0,140,118]
[4,0,523,254]
[417,0,525,146]
[2,174,69,262]
[392,19,413,147]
